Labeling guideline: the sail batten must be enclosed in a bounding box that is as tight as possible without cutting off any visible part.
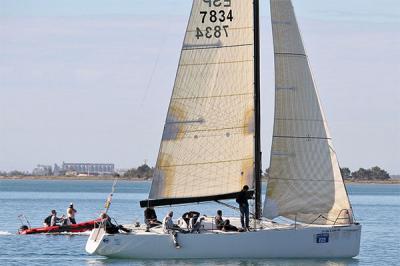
[158,157,253,168]
[182,43,253,50]
[145,0,255,206]
[264,0,352,225]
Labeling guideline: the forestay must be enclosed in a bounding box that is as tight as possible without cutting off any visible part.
[263,0,352,224]
[142,0,255,207]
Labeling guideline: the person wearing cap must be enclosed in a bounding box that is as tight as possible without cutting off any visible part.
[67,203,77,224]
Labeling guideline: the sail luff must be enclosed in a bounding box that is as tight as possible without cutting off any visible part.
[144,1,197,208]
[264,0,352,225]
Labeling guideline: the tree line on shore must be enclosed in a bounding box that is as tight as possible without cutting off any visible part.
[339,166,390,180]
[122,165,392,181]
[0,170,27,177]
[122,164,154,179]
[0,165,392,181]
[263,166,391,181]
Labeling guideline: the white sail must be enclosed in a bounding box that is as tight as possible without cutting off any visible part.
[145,0,255,205]
[263,0,352,224]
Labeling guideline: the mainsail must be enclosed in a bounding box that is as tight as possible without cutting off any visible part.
[141,0,255,207]
[263,0,352,224]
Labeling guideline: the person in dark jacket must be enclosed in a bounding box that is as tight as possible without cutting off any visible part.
[223,219,238,232]
[144,207,162,228]
[98,213,131,234]
[181,211,200,228]
[43,210,64,227]
[215,210,238,232]
[236,185,250,230]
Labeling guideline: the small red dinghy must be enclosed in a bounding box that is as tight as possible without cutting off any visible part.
[18,219,101,235]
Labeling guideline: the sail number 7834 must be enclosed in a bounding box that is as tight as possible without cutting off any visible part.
[196,0,233,39]
[196,25,229,39]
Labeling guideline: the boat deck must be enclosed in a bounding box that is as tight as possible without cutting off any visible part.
[120,217,342,236]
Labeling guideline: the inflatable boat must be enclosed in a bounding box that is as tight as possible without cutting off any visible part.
[18,219,101,235]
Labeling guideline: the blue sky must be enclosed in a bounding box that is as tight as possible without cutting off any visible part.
[0,0,399,174]
[1,0,399,22]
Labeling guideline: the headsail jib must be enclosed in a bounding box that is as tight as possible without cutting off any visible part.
[263,0,352,225]
[143,0,257,207]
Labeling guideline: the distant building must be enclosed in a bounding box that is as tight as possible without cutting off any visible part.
[62,162,115,176]
[53,164,65,176]
[32,165,52,176]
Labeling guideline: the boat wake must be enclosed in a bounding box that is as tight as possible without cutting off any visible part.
[58,231,92,236]
[79,231,92,235]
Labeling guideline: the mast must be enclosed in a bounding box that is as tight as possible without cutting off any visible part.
[253,0,262,219]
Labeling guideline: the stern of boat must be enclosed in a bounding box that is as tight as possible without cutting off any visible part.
[348,223,362,257]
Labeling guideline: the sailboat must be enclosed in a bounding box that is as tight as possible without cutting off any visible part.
[86,0,361,259]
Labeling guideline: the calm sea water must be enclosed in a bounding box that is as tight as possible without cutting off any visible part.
[0,180,399,266]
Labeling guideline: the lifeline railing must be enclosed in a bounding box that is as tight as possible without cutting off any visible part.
[333,209,352,225]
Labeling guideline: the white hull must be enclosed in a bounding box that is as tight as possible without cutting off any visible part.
[86,221,361,259]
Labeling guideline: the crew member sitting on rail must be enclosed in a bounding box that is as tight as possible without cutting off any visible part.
[43,210,64,227]
[144,207,162,228]
[163,211,186,248]
[215,210,238,232]
[215,210,225,230]
[222,219,238,232]
[98,212,131,234]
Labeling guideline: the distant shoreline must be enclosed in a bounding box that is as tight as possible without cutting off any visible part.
[1,175,399,184]
[0,175,148,181]
[343,179,400,184]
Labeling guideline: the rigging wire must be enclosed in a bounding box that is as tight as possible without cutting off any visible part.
[139,38,166,107]
[17,214,31,229]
